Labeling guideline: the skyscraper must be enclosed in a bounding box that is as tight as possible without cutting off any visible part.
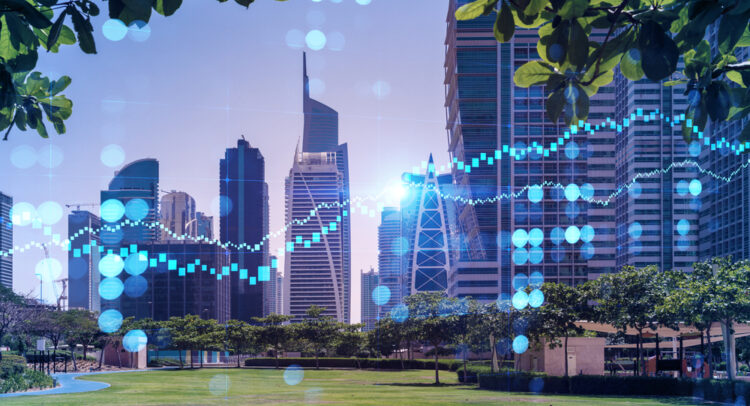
[160,191,197,241]
[276,272,284,316]
[285,54,351,323]
[196,212,214,240]
[377,207,402,315]
[68,210,101,311]
[443,0,616,300]
[284,148,350,323]
[263,256,278,316]
[360,268,378,332]
[0,192,12,290]
[220,138,268,322]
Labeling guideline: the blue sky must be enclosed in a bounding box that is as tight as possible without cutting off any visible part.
[1,0,450,322]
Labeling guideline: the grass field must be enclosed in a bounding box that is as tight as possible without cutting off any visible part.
[3,368,704,405]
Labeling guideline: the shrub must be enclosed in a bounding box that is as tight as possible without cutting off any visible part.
[244,357,460,370]
[0,354,27,377]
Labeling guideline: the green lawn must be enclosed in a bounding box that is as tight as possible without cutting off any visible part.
[4,368,703,405]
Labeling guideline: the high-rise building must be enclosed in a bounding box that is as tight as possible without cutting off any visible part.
[443,1,616,300]
[360,268,378,332]
[263,256,278,316]
[118,241,230,322]
[160,191,197,240]
[220,138,268,322]
[276,272,284,316]
[0,192,12,290]
[377,207,402,315]
[196,212,214,240]
[401,156,457,295]
[100,159,159,313]
[285,54,351,323]
[68,210,101,311]
[698,26,750,262]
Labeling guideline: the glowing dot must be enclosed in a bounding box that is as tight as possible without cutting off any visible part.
[528,289,544,308]
[125,198,149,221]
[689,142,701,157]
[512,229,528,248]
[565,226,580,244]
[513,248,528,265]
[689,179,702,196]
[580,183,594,200]
[305,30,327,51]
[99,254,124,278]
[676,180,689,196]
[512,273,528,291]
[10,145,36,169]
[580,225,595,243]
[211,195,233,217]
[390,304,408,323]
[102,19,128,41]
[565,202,580,219]
[327,31,345,51]
[35,258,61,282]
[550,227,564,245]
[513,335,529,354]
[37,145,63,168]
[529,271,544,288]
[372,81,391,99]
[629,181,642,198]
[677,219,690,236]
[496,293,512,311]
[565,141,579,159]
[564,184,580,201]
[209,374,230,396]
[392,237,409,256]
[512,291,529,310]
[308,77,326,96]
[371,285,390,306]
[677,238,690,251]
[125,252,148,276]
[581,242,595,260]
[284,365,304,386]
[551,246,566,262]
[285,29,305,48]
[630,240,642,255]
[528,185,543,203]
[123,329,148,352]
[124,275,148,298]
[528,228,543,247]
[529,247,543,264]
[98,309,123,333]
[356,0,371,4]
[99,277,124,300]
[101,199,125,223]
[628,222,642,239]
[128,20,151,42]
[37,201,63,225]
[101,144,125,167]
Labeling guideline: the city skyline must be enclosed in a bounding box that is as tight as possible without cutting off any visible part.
[0,0,450,324]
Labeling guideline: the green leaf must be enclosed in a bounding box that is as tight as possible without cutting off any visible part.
[47,8,68,51]
[49,76,71,95]
[639,21,678,82]
[726,71,746,87]
[493,2,515,43]
[559,0,588,19]
[514,60,554,87]
[3,0,52,29]
[563,83,589,124]
[546,20,569,64]
[455,0,496,21]
[154,0,183,16]
[524,0,547,16]
[619,48,644,81]
[567,19,587,68]
[546,88,565,123]
[718,12,749,54]
[682,96,707,142]
[736,22,750,47]
[70,8,96,54]
[664,80,687,87]
[706,81,731,122]
[235,0,254,6]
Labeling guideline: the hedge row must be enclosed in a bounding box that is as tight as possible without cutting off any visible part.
[477,372,750,404]
[244,357,462,371]
[0,355,55,394]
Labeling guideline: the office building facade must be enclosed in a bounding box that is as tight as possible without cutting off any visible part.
[160,191,197,241]
[196,212,214,240]
[68,210,101,311]
[377,207,402,315]
[220,139,268,322]
[0,192,11,289]
[360,268,378,332]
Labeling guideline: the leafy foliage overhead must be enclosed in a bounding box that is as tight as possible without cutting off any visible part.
[456,0,750,143]
[0,0,285,140]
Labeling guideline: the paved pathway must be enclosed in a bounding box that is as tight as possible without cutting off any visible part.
[0,369,159,398]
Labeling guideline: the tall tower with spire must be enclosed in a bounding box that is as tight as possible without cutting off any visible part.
[285,54,351,323]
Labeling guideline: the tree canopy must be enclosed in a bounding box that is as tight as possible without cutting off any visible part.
[456,0,750,143]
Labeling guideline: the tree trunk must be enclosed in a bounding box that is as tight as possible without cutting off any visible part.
[434,345,440,385]
[564,335,569,377]
[636,331,642,377]
[237,353,241,368]
[490,333,498,373]
[275,346,280,369]
[706,322,713,378]
[117,345,122,368]
[178,349,183,369]
[98,346,104,370]
[190,350,194,369]
[72,346,78,371]
[463,352,468,384]
[399,348,404,370]
[700,330,705,377]
[315,349,320,370]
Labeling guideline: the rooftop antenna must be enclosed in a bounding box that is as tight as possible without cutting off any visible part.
[241,134,246,141]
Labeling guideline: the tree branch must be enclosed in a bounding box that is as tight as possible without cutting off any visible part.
[579,0,632,87]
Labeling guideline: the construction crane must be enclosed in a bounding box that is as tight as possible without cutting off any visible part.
[40,244,68,310]
[65,203,98,211]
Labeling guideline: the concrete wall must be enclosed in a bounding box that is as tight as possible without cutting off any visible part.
[518,337,606,376]
[103,343,147,369]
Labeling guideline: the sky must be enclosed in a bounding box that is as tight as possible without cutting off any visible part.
[0,0,451,323]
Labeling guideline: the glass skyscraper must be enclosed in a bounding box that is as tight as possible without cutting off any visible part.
[68,210,101,311]
[160,191,198,241]
[0,192,12,290]
[377,206,402,316]
[360,268,378,332]
[219,138,268,322]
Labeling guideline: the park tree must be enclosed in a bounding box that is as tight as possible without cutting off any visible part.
[296,305,339,370]
[0,286,25,361]
[450,298,479,380]
[225,319,259,368]
[368,318,405,366]
[404,292,460,384]
[192,317,222,368]
[165,315,195,368]
[455,0,750,144]
[334,324,366,367]
[60,309,100,371]
[535,282,589,377]
[253,313,293,369]
[0,0,283,140]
